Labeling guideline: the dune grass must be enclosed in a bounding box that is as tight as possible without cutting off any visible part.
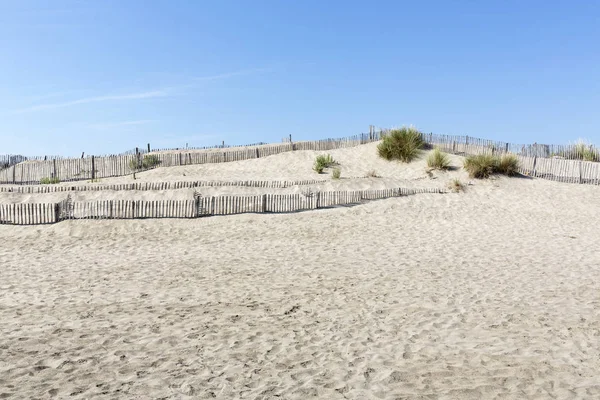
[497,154,520,176]
[463,154,498,178]
[464,153,521,178]
[313,154,336,174]
[129,154,162,171]
[572,139,599,162]
[40,177,60,184]
[427,148,451,170]
[377,127,427,163]
[449,178,464,192]
[332,167,341,179]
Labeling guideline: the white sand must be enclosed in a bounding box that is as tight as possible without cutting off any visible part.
[1,146,600,399]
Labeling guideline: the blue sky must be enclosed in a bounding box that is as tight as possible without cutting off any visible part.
[1,0,599,156]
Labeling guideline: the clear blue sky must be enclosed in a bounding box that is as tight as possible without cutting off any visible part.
[1,0,599,156]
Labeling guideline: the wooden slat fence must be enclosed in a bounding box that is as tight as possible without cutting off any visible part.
[420,133,600,185]
[0,179,336,193]
[0,187,444,225]
[3,129,599,186]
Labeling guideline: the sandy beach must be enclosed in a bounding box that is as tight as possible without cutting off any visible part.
[1,146,600,399]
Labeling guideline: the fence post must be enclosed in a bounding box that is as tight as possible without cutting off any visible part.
[147,143,151,153]
[66,194,73,219]
[53,158,57,179]
[255,148,260,158]
[289,134,294,151]
[505,142,509,154]
[194,192,202,217]
[261,194,267,213]
[465,136,469,146]
[579,161,583,184]
[12,165,16,184]
[91,156,95,180]
[54,203,60,223]
[532,155,537,177]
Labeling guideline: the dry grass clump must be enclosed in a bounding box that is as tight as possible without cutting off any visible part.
[40,177,60,184]
[130,154,162,170]
[426,148,451,170]
[377,126,427,163]
[313,154,337,174]
[463,153,521,178]
[448,178,465,192]
[497,154,520,176]
[572,139,599,162]
[463,154,497,178]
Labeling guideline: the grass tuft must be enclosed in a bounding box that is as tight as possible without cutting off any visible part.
[130,154,162,171]
[449,178,464,192]
[497,154,520,176]
[464,154,521,178]
[313,154,336,174]
[377,126,427,163]
[573,139,599,162]
[40,177,60,184]
[426,148,451,170]
[332,167,341,179]
[463,154,498,179]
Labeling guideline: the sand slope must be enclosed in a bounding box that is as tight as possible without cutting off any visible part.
[1,147,600,399]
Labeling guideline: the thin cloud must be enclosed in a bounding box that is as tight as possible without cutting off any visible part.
[12,66,274,114]
[13,90,168,114]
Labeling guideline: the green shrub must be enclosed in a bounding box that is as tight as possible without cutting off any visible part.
[377,126,426,163]
[129,159,139,170]
[142,154,161,168]
[426,148,451,170]
[560,139,599,162]
[130,154,162,170]
[313,154,336,174]
[463,154,498,179]
[332,168,341,179]
[464,153,521,178]
[497,154,520,176]
[575,142,599,162]
[40,177,60,184]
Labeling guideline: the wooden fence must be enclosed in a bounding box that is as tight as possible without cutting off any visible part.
[0,187,445,225]
[424,132,599,160]
[0,179,337,194]
[2,129,599,186]
[0,143,302,185]
[424,134,600,184]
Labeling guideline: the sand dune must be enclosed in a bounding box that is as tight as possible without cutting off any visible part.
[57,143,471,184]
[1,145,600,399]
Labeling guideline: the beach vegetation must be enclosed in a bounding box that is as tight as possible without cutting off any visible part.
[427,148,451,170]
[377,126,427,163]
